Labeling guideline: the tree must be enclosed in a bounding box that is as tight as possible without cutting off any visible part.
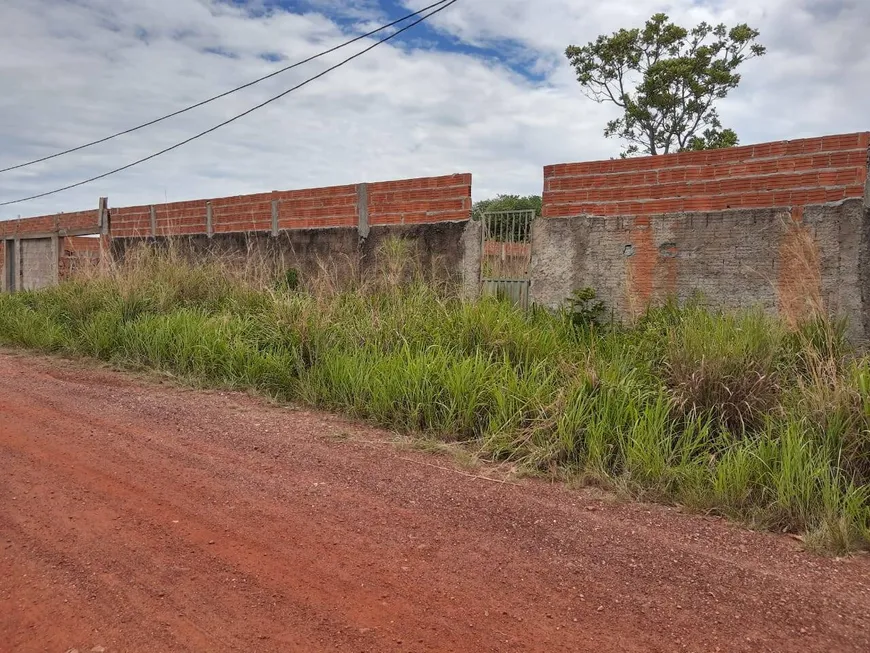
[565,13,765,157]
[472,194,542,218]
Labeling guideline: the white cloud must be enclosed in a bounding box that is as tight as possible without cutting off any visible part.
[0,0,867,220]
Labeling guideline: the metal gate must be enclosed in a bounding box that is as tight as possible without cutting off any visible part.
[480,209,535,309]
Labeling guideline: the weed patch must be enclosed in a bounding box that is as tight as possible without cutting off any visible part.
[1,243,868,552]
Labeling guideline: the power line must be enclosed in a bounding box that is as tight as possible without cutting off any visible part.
[0,0,452,175]
[0,0,458,207]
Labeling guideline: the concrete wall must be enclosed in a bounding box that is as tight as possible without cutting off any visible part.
[537,132,870,338]
[111,220,479,294]
[107,173,477,295]
[3,174,476,295]
[0,239,11,293]
[532,200,869,337]
[2,237,65,292]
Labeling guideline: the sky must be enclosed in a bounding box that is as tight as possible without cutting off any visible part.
[0,0,868,220]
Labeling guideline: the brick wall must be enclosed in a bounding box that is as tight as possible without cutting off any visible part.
[367,174,471,226]
[1,209,102,290]
[535,132,870,338]
[60,236,101,278]
[543,132,869,218]
[110,174,471,238]
[0,209,100,238]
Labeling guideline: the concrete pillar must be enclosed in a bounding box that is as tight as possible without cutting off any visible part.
[356,183,370,239]
[529,217,577,310]
[271,200,280,237]
[459,219,482,300]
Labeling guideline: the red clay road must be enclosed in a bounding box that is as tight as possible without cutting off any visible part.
[2,352,869,652]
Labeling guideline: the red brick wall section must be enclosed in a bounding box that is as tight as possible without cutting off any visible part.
[0,210,100,238]
[109,205,152,237]
[273,185,358,231]
[65,235,101,255]
[368,174,471,226]
[543,132,870,218]
[60,236,101,279]
[110,188,357,238]
[112,200,209,237]
[109,174,472,238]
[6,174,471,241]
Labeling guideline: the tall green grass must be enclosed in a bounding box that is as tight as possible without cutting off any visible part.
[1,244,868,552]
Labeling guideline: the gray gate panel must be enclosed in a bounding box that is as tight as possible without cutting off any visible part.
[20,237,58,291]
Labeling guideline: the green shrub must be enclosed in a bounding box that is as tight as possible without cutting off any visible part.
[277,268,300,293]
[663,307,784,434]
[565,287,605,329]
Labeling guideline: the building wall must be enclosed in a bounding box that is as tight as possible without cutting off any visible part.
[0,207,103,289]
[107,173,475,293]
[536,132,870,338]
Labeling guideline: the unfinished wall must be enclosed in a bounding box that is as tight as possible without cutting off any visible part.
[535,132,870,337]
[3,175,476,294]
[111,221,473,287]
[108,174,477,293]
[110,174,472,238]
[0,209,101,239]
[0,207,102,291]
[0,241,8,293]
[533,202,867,335]
[543,133,867,219]
[60,236,101,278]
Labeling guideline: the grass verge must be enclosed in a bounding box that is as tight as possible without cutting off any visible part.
[1,244,868,553]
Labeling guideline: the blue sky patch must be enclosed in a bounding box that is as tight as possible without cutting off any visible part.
[249,0,549,82]
[203,45,241,59]
[259,51,287,62]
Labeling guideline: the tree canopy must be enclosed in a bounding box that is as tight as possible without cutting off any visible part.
[565,13,765,156]
[473,194,542,218]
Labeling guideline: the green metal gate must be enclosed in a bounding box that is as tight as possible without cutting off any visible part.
[480,209,535,309]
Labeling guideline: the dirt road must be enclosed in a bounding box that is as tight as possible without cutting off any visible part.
[1,352,869,652]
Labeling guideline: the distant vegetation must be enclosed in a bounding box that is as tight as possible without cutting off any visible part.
[1,241,867,553]
[473,194,542,218]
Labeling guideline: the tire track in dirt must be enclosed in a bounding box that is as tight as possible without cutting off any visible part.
[1,351,869,652]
